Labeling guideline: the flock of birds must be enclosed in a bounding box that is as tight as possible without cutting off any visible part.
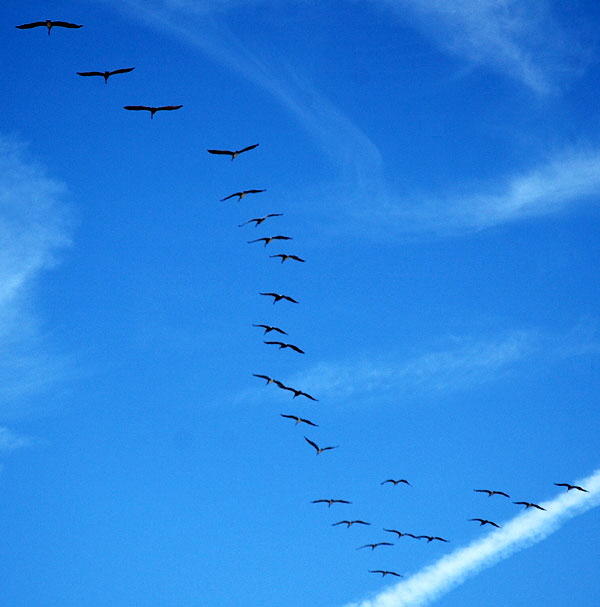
[15,15,592,593]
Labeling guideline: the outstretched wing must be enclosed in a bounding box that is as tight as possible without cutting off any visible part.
[124,105,152,111]
[77,71,104,77]
[156,105,183,112]
[109,67,135,76]
[207,149,234,156]
[53,21,83,28]
[237,143,259,154]
[16,22,47,29]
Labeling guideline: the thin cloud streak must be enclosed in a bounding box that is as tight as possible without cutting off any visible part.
[347,468,600,607]
[0,426,34,451]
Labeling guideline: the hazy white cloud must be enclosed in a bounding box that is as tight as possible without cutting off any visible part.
[347,467,600,607]
[0,426,34,451]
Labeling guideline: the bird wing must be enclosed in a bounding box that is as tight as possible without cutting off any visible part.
[283,295,299,303]
[77,71,104,77]
[301,418,318,427]
[52,22,83,28]
[222,192,242,201]
[207,149,234,156]
[244,189,266,194]
[247,238,266,244]
[288,344,305,353]
[264,341,284,347]
[16,22,47,29]
[238,143,259,154]
[321,445,338,451]
[124,105,152,111]
[110,67,135,76]
[259,292,279,298]
[299,391,318,401]
[252,374,271,381]
[156,105,183,111]
[304,436,319,451]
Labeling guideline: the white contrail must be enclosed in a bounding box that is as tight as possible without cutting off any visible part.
[347,468,600,607]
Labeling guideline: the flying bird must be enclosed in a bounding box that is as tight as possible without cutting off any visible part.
[16,20,83,35]
[207,143,259,161]
[77,67,135,83]
[381,479,410,486]
[252,373,284,387]
[269,254,305,263]
[474,489,511,498]
[311,498,351,507]
[253,324,287,335]
[221,189,266,202]
[259,292,298,304]
[469,518,501,528]
[369,570,403,577]
[264,341,305,354]
[238,213,283,228]
[383,529,419,539]
[415,535,449,543]
[123,105,183,119]
[248,235,292,247]
[332,520,370,528]
[513,501,546,511]
[554,483,588,492]
[280,414,318,427]
[280,385,319,401]
[304,436,338,455]
[358,543,394,551]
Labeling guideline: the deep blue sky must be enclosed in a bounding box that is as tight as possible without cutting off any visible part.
[1,2,599,606]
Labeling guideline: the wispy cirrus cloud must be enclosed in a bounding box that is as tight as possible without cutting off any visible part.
[0,426,34,451]
[346,467,600,607]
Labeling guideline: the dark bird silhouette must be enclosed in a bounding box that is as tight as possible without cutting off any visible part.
[469,519,501,528]
[77,67,134,83]
[370,570,403,577]
[474,489,511,498]
[381,479,410,486]
[207,143,259,161]
[332,520,370,528]
[304,436,338,455]
[554,483,588,492]
[383,529,419,539]
[123,105,183,119]
[280,385,319,401]
[248,235,292,247]
[280,414,318,427]
[253,324,287,335]
[415,535,449,543]
[264,341,304,354]
[513,501,546,511]
[221,189,266,202]
[269,253,305,263]
[358,543,394,551]
[259,292,298,304]
[238,213,282,228]
[16,20,83,35]
[252,373,284,387]
[311,498,351,507]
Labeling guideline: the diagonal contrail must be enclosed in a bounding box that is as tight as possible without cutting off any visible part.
[346,468,600,607]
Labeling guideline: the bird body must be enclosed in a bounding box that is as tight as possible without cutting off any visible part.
[221,189,266,202]
[304,436,337,455]
[259,292,298,304]
[77,67,134,83]
[16,20,83,35]
[207,143,259,160]
[264,341,304,354]
[123,105,182,118]
[280,414,318,427]
[238,213,283,228]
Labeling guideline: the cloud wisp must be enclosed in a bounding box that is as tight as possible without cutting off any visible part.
[347,467,600,607]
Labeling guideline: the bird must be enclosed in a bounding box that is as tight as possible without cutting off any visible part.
[369,570,403,577]
[123,105,183,119]
[383,529,419,539]
[280,414,318,427]
[513,501,546,511]
[469,518,501,528]
[77,67,135,83]
[238,213,282,228]
[259,292,298,304]
[474,489,510,498]
[358,543,394,551]
[415,535,449,543]
[207,143,259,161]
[264,341,305,354]
[252,373,284,387]
[221,189,266,202]
[381,479,410,486]
[554,483,588,492]
[269,254,305,263]
[332,520,370,528]
[279,385,319,401]
[253,324,287,335]
[304,436,338,455]
[16,20,83,35]
[311,498,351,507]
[248,235,292,247]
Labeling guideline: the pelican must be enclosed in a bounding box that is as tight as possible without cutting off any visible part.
[280,385,319,401]
[332,520,370,528]
[381,479,410,486]
[269,254,305,263]
[77,67,134,83]
[311,498,351,507]
[264,341,304,354]
[16,20,83,35]
[252,373,284,387]
[358,543,394,551]
[238,213,282,228]
[469,518,501,528]
[248,235,292,247]
[207,143,259,161]
[513,501,546,511]
[259,292,298,304]
[415,535,449,543]
[221,189,266,202]
[370,570,403,577]
[253,324,287,335]
[280,414,318,427]
[474,489,510,498]
[304,436,338,455]
[123,105,182,119]
[554,483,588,492]
[383,529,419,539]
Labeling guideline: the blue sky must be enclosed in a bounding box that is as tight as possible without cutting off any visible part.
[1,1,599,606]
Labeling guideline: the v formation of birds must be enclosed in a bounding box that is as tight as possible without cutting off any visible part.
[14,14,592,591]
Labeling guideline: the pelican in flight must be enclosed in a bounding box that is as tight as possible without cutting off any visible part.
[304,436,338,455]
[370,570,403,577]
[415,535,449,543]
[77,67,134,83]
[221,189,266,202]
[311,498,351,507]
[381,479,410,486]
[259,292,298,304]
[358,543,394,551]
[207,143,259,161]
[474,489,510,498]
[269,254,305,263]
[253,324,287,335]
[248,235,292,247]
[252,373,284,387]
[238,213,282,228]
[513,501,546,511]
[469,518,501,528]
[280,385,319,401]
[554,483,588,492]
[383,529,419,539]
[123,105,182,119]
[332,520,370,528]
[264,341,304,354]
[16,20,83,34]
[280,414,318,427]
